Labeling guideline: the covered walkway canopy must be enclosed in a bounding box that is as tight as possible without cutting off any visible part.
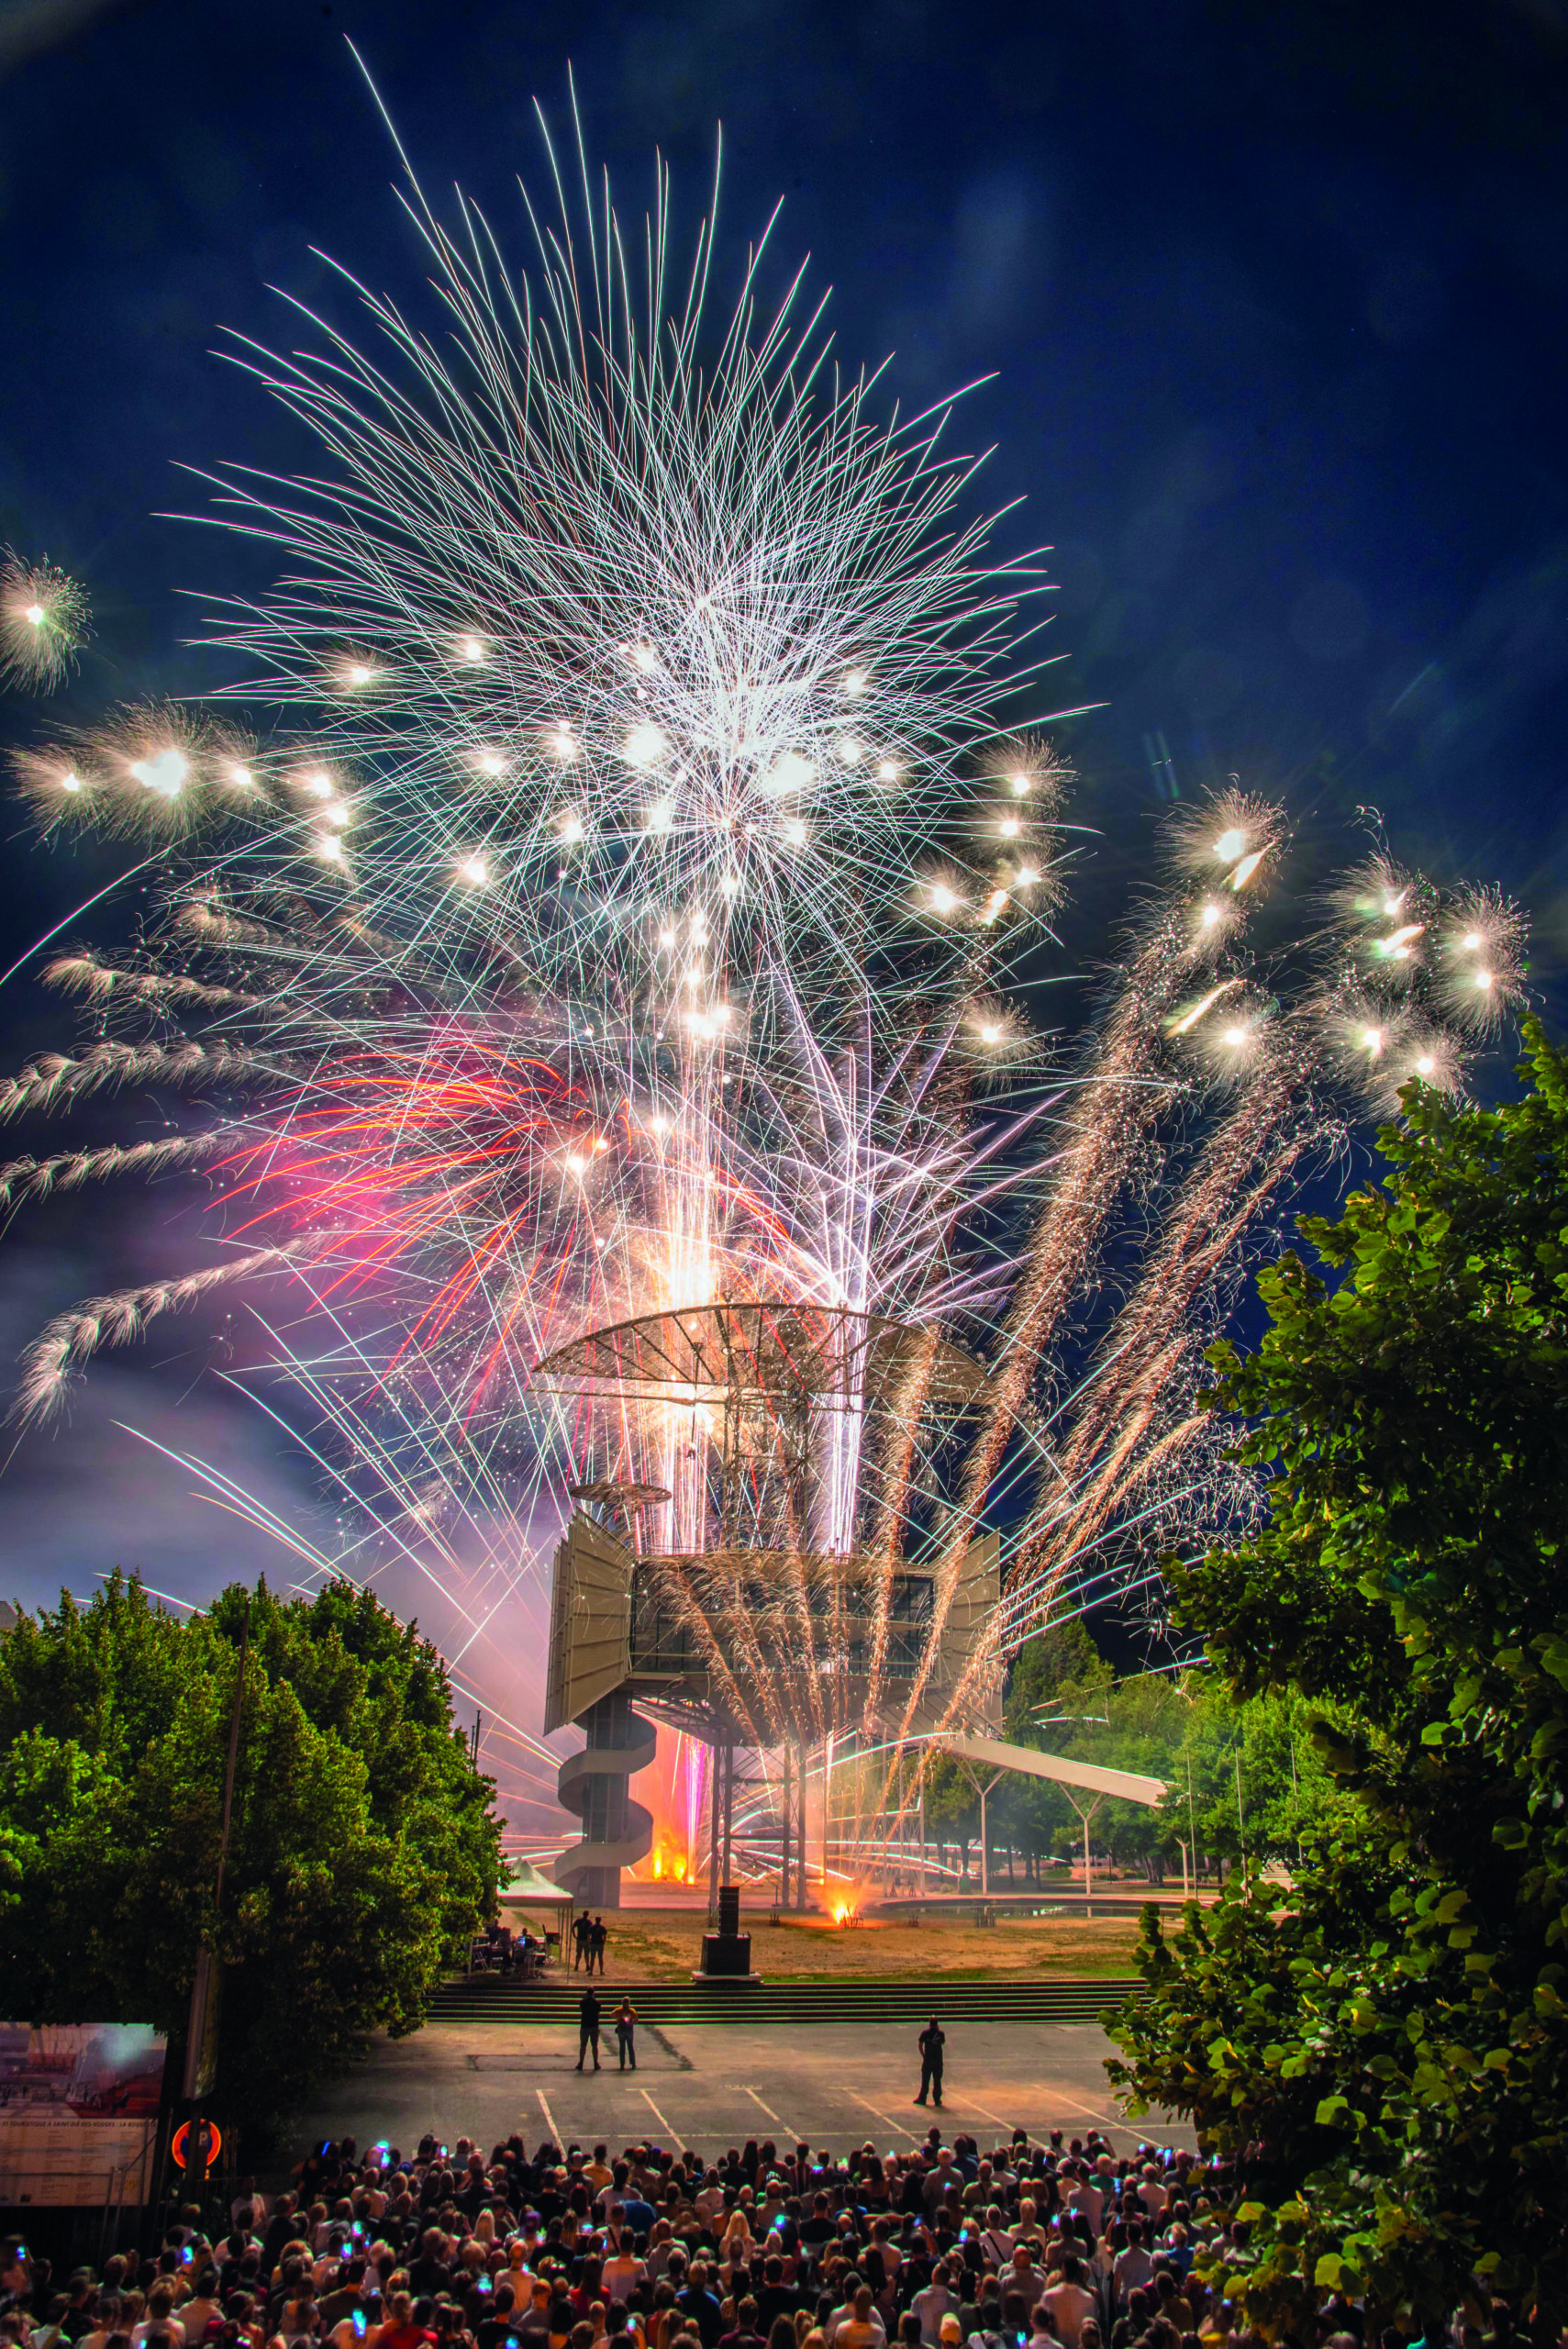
[935,1731,1168,1900]
[940,1731,1166,1807]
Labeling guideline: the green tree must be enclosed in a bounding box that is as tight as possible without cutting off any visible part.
[0,1573,500,2147]
[995,1620,1106,1878]
[1106,1023,1568,2338]
[1003,1617,1103,1735]
[1170,1673,1355,1877]
[921,1751,978,1877]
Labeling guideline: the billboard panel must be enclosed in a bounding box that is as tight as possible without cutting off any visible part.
[0,2024,165,2209]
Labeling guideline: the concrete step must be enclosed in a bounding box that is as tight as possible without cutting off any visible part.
[425,1975,1137,2027]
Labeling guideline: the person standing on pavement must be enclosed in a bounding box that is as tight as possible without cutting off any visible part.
[573,1913,591,1972]
[590,1915,608,1975]
[615,1997,639,2071]
[576,1984,602,2071]
[914,2018,945,2108]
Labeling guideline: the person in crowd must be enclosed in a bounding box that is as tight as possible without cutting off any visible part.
[715,2299,765,2349]
[1041,2262,1094,2349]
[1108,2224,1151,2310]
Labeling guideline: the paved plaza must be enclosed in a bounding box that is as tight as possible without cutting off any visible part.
[293,2017,1187,2158]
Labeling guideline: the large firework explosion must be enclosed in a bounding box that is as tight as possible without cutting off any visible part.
[0,96,1526,1877]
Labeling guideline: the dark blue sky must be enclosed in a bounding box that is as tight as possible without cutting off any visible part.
[0,0,1565,1630]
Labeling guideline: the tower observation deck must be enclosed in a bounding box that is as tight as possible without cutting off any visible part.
[536,1300,1002,1909]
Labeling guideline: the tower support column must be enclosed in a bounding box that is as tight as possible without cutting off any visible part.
[707,1731,734,1920]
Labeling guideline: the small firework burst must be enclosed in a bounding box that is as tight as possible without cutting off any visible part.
[1167,783,1288,894]
[1435,885,1529,1030]
[0,551,91,692]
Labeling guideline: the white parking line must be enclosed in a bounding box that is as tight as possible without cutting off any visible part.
[641,2087,674,2134]
[851,2090,920,2140]
[537,2088,560,2142]
[745,2087,802,2139]
[944,2091,1019,2132]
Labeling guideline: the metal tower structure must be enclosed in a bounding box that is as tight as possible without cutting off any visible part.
[539,1299,1003,1909]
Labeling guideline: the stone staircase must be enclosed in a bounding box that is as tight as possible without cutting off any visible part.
[426,1973,1136,2027]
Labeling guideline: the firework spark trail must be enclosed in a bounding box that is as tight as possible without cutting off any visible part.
[1035,1049,1319,1503]
[884,881,1255,1742]
[862,1324,940,1721]
[899,874,1509,1787]
[928,1068,1340,1732]
[0,1041,265,1123]
[42,953,257,1012]
[206,1336,582,1779]
[639,1553,772,1743]
[13,1243,316,1425]
[0,1132,228,1217]
[884,816,1530,1756]
[860,861,1515,1871]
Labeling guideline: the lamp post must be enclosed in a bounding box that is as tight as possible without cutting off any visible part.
[183,1595,250,2208]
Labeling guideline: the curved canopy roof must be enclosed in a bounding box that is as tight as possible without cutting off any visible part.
[532,1299,990,1413]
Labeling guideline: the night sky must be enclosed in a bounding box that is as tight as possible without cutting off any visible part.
[0,0,1565,1701]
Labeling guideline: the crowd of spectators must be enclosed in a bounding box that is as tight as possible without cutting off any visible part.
[1,2124,1390,2349]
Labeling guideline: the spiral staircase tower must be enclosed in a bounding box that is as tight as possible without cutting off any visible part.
[554,1685,655,1908]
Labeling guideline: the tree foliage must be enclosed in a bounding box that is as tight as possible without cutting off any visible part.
[0,1574,500,2146]
[1106,1022,1568,2338]
[953,1619,1347,1885]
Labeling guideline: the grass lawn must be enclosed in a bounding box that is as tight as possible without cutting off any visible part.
[585,1907,1140,1983]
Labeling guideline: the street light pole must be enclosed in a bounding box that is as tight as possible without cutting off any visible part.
[184,1594,250,2208]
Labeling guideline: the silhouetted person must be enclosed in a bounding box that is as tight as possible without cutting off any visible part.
[576,1985,602,2070]
[915,2016,945,2107]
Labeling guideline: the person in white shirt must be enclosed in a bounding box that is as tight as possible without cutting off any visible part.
[1043,2262,1096,2349]
[602,2244,644,2304]
[131,2290,185,2349]
[828,2288,885,2349]
[1064,2174,1104,2237]
[694,2174,726,2225]
[1111,2223,1153,2306]
[911,2268,959,2346]
[979,2208,1013,2270]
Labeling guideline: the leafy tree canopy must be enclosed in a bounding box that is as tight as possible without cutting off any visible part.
[0,1573,500,2147]
[1106,1021,1568,2338]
